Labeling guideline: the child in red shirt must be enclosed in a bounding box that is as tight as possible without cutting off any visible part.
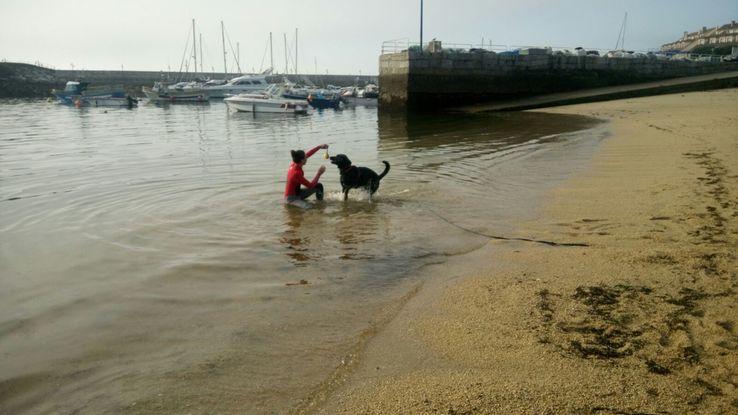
[284,144,329,207]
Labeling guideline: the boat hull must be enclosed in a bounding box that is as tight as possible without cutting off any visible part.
[56,94,138,107]
[308,98,341,109]
[307,93,341,109]
[224,97,308,114]
[143,88,209,102]
[205,87,268,99]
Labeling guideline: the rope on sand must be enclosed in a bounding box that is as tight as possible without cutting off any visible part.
[426,208,589,248]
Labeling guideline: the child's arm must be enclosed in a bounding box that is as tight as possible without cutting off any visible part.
[308,166,326,188]
[305,144,328,158]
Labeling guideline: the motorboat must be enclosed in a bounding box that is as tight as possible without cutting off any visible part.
[338,85,378,107]
[143,81,209,103]
[52,81,137,107]
[307,91,341,109]
[204,72,273,98]
[362,83,379,99]
[340,86,357,97]
[224,84,309,114]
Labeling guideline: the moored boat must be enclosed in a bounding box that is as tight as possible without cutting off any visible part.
[52,81,137,107]
[143,82,209,103]
[224,84,309,114]
[307,91,341,109]
[362,83,379,99]
[204,72,273,98]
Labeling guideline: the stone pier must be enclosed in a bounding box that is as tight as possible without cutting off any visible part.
[378,50,738,111]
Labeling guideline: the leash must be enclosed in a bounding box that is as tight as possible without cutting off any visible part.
[424,207,589,248]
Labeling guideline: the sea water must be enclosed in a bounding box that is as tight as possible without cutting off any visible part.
[0,100,603,413]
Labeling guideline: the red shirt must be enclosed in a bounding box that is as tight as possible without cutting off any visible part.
[284,145,322,197]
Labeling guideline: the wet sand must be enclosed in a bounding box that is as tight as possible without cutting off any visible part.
[306,89,738,413]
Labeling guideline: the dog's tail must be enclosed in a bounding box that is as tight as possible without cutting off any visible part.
[378,161,390,180]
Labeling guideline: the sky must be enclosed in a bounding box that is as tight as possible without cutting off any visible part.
[1,0,736,75]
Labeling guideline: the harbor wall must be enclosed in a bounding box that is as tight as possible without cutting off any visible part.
[378,51,738,110]
[0,63,377,98]
[53,70,377,88]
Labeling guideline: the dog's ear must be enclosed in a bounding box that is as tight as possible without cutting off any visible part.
[342,155,352,165]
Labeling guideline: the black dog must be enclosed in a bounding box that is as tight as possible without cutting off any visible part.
[329,154,390,201]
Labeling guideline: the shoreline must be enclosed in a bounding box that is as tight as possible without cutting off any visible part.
[305,89,738,413]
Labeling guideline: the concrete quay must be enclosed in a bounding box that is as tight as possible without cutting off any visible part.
[459,70,738,112]
[379,50,738,111]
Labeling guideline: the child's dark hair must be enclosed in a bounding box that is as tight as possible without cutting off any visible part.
[291,149,306,163]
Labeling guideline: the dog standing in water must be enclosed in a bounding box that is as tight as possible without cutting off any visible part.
[284,144,329,208]
[329,154,390,201]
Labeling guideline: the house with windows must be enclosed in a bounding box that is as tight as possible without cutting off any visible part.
[661,20,738,53]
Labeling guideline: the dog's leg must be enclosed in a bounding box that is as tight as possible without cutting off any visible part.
[343,188,349,201]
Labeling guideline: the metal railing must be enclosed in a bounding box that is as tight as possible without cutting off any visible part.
[381,38,510,54]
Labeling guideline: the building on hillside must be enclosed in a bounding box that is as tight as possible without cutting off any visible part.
[661,20,738,52]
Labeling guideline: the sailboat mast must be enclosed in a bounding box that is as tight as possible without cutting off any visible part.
[284,33,288,74]
[622,12,628,50]
[199,33,203,73]
[295,28,298,75]
[221,21,227,76]
[269,32,274,72]
[192,19,197,74]
[237,42,240,72]
[615,12,628,50]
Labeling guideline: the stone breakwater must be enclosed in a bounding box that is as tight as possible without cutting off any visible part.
[379,50,738,110]
[0,62,377,98]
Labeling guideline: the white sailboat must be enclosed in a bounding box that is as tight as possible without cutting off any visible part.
[144,19,210,103]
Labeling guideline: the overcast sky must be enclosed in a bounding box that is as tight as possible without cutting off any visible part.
[1,0,736,75]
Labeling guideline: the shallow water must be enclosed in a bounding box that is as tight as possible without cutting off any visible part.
[0,100,604,413]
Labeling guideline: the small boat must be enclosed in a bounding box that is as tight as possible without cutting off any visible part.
[143,82,209,103]
[307,91,341,109]
[362,83,379,99]
[52,81,137,107]
[224,84,309,114]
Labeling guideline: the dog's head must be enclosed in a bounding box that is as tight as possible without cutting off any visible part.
[329,154,352,170]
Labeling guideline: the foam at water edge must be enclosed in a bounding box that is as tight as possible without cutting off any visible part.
[324,189,371,202]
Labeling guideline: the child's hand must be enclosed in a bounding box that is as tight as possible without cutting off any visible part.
[318,165,326,174]
[320,144,329,149]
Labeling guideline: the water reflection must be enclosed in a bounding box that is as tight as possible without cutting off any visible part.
[377,110,599,149]
[279,204,325,265]
[335,201,379,260]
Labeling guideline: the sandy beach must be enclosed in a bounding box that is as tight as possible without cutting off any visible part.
[301,89,738,414]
